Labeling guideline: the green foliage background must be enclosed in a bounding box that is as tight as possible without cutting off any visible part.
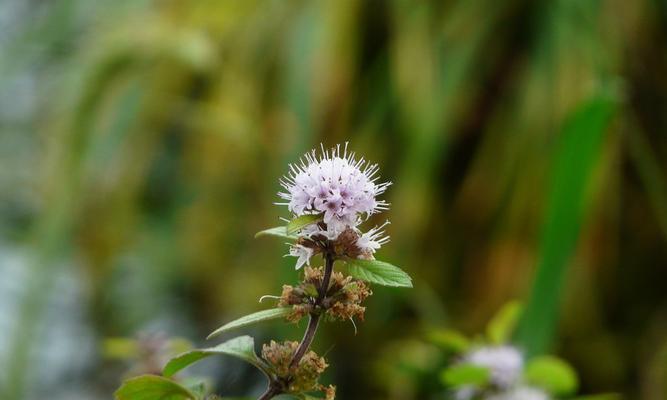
[0,0,666,399]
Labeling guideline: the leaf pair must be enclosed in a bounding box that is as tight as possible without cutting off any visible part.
[256,214,413,288]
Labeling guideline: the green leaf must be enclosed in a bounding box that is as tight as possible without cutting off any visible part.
[255,226,297,240]
[104,337,139,360]
[181,378,207,398]
[570,395,623,400]
[440,364,490,387]
[345,258,413,288]
[524,356,579,395]
[515,95,616,356]
[163,336,267,378]
[286,214,322,235]
[486,301,522,345]
[428,329,470,353]
[207,308,293,339]
[115,375,196,400]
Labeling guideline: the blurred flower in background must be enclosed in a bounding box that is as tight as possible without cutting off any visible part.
[0,0,666,399]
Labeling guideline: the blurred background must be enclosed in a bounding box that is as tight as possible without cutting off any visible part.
[0,0,666,399]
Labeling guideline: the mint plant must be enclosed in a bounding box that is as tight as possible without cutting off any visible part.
[115,144,412,400]
[435,302,617,400]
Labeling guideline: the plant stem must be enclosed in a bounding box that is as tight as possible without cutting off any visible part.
[289,313,321,371]
[260,252,335,399]
[258,384,281,400]
[289,251,334,371]
[318,251,335,301]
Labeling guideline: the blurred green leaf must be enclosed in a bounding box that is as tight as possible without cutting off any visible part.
[486,301,522,345]
[163,336,268,378]
[286,214,323,235]
[255,226,297,240]
[515,95,616,356]
[207,308,292,339]
[525,355,579,395]
[428,329,470,353]
[115,375,196,400]
[345,259,413,288]
[440,364,490,387]
[626,124,667,241]
[183,380,207,398]
[169,338,195,355]
[570,395,623,400]
[103,337,139,360]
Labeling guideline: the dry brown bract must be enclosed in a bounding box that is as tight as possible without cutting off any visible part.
[279,267,372,323]
[261,340,333,395]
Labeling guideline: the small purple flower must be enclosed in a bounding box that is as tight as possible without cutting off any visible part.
[355,221,390,258]
[288,244,314,270]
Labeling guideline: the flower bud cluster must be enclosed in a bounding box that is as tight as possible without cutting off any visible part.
[279,266,372,323]
[261,340,334,398]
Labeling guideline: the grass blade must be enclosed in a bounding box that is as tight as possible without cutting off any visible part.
[514,95,615,356]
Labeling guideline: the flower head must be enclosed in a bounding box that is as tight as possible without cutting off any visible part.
[278,144,391,239]
[464,346,523,389]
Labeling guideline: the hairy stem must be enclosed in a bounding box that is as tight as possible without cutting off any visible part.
[261,251,335,399]
[318,251,335,301]
[289,251,334,370]
[289,313,321,370]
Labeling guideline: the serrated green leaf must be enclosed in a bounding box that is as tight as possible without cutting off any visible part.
[255,226,297,240]
[486,301,522,345]
[163,336,267,378]
[525,355,579,395]
[440,364,490,387]
[428,329,470,352]
[207,308,292,339]
[115,375,196,400]
[345,258,413,288]
[286,214,322,235]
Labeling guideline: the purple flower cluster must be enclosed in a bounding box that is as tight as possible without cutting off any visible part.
[278,144,391,268]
